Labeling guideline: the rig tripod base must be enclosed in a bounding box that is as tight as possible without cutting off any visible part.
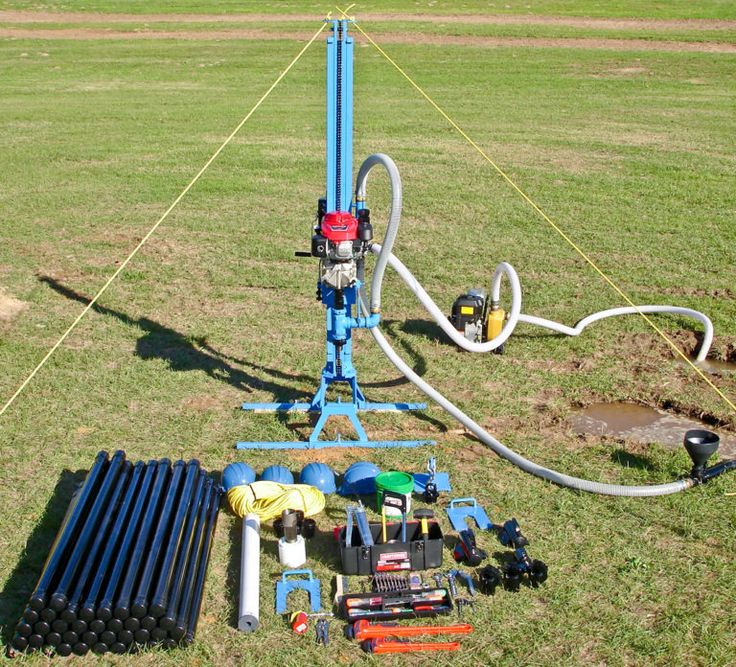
[237,379,435,450]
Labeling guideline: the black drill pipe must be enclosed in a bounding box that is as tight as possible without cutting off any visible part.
[49,450,126,611]
[131,459,186,618]
[110,641,127,654]
[72,641,89,656]
[28,451,109,611]
[106,617,123,633]
[15,620,32,637]
[89,618,106,635]
[11,634,29,652]
[81,460,146,622]
[33,620,50,636]
[123,616,139,632]
[51,619,68,634]
[100,630,116,646]
[22,607,39,624]
[159,471,207,631]
[81,631,98,646]
[141,615,157,631]
[40,607,56,623]
[171,481,215,640]
[149,459,201,618]
[46,631,62,647]
[184,486,221,645]
[69,619,86,635]
[150,627,168,643]
[114,458,170,621]
[61,460,133,623]
[97,460,157,622]
[62,629,78,645]
[134,628,150,644]
[56,643,72,656]
[118,629,134,646]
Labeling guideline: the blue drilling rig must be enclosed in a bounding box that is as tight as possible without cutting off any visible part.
[237,19,434,450]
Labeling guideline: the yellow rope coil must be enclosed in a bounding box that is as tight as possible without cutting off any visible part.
[226,481,326,521]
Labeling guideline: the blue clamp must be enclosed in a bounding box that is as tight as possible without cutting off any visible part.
[446,497,494,533]
[275,569,321,614]
[413,457,451,495]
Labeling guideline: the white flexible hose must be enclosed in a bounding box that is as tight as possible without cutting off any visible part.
[371,244,713,361]
[355,154,403,314]
[358,158,712,496]
[365,309,693,496]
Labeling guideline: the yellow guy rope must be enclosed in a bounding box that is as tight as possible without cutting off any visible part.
[0,17,330,419]
[335,5,736,415]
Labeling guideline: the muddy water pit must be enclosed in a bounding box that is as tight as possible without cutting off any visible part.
[691,358,736,375]
[570,402,736,458]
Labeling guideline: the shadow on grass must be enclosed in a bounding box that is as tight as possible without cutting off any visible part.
[0,469,87,646]
[611,448,657,471]
[39,277,445,437]
[39,276,309,403]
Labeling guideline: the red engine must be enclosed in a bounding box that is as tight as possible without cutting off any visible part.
[321,211,359,242]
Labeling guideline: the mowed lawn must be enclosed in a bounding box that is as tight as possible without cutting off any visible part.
[1,2,735,665]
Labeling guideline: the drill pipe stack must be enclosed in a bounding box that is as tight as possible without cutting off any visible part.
[11,451,221,656]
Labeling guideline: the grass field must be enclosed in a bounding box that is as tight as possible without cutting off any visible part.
[1,2,735,665]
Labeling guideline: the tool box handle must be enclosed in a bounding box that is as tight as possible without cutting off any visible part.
[448,497,477,509]
[281,569,313,582]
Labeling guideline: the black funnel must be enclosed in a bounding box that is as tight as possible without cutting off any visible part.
[684,429,719,479]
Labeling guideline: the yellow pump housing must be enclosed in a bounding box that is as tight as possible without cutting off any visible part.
[486,307,505,342]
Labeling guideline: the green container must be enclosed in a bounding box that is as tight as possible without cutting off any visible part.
[375,471,414,516]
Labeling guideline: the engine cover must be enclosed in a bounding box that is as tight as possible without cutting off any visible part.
[321,211,358,241]
[321,260,357,289]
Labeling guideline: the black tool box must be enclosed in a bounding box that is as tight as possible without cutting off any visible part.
[337,520,443,575]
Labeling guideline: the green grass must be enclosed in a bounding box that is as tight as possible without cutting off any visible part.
[3,19,736,45]
[2,0,736,19]
[1,3,736,666]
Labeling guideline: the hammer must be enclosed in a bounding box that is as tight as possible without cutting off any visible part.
[413,509,435,538]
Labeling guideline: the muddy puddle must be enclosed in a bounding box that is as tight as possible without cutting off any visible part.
[690,357,736,375]
[570,402,736,457]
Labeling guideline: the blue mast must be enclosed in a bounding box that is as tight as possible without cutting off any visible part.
[325,18,353,215]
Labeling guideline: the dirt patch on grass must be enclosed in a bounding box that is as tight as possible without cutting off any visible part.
[1,27,734,53]
[2,11,735,31]
[182,395,221,412]
[657,286,735,299]
[0,290,27,322]
[288,447,372,468]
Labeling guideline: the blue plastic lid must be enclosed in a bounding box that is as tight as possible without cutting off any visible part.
[222,462,256,491]
[338,461,381,496]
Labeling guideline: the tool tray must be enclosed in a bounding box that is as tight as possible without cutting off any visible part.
[339,588,453,622]
[338,520,443,575]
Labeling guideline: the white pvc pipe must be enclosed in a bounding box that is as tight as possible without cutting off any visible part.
[238,513,260,632]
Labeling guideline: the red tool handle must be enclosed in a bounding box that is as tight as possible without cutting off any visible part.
[352,620,473,641]
[364,639,461,654]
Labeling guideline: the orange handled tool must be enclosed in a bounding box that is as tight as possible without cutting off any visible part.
[350,620,473,641]
[363,638,461,653]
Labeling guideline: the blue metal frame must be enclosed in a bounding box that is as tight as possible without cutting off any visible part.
[238,19,434,451]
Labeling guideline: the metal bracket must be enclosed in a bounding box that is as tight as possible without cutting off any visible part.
[275,569,321,614]
[446,497,494,533]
